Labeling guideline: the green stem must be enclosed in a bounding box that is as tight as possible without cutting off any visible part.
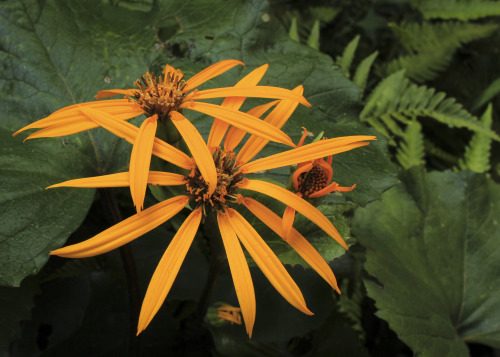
[99,188,140,357]
[197,212,227,320]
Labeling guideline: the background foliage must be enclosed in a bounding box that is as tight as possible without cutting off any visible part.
[1,0,499,356]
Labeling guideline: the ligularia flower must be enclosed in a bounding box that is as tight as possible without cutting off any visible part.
[13,60,309,213]
[45,87,376,337]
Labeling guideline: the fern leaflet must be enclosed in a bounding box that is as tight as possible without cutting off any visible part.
[458,104,493,172]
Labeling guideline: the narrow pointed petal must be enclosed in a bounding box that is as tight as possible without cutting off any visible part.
[217,212,256,337]
[224,100,279,152]
[137,207,202,334]
[47,171,186,189]
[51,196,189,258]
[14,100,143,138]
[77,105,192,169]
[191,86,310,107]
[238,196,340,293]
[282,205,297,241]
[184,101,294,147]
[241,137,376,174]
[170,112,217,195]
[130,116,158,212]
[95,89,137,99]
[237,86,304,163]
[208,65,269,148]
[309,183,356,199]
[238,180,348,250]
[183,60,244,92]
[226,208,312,315]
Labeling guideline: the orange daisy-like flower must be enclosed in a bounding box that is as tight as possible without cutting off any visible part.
[282,128,357,239]
[46,93,376,337]
[217,305,243,325]
[13,60,310,213]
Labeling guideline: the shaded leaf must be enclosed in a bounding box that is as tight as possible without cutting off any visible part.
[353,169,500,355]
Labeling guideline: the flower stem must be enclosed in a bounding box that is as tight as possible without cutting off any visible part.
[197,212,227,320]
[99,188,140,356]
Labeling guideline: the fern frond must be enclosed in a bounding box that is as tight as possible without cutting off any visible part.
[289,17,300,42]
[387,22,498,82]
[386,49,454,83]
[338,279,366,342]
[353,51,378,99]
[472,77,500,112]
[413,0,500,20]
[360,70,500,141]
[390,21,499,53]
[307,20,320,50]
[458,104,493,172]
[336,35,360,79]
[396,120,426,169]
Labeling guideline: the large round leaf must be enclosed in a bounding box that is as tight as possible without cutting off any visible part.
[352,169,500,356]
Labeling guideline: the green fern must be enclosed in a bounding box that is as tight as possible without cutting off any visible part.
[306,20,320,50]
[337,279,366,342]
[387,22,499,82]
[360,70,500,142]
[353,51,378,100]
[472,77,500,112]
[413,0,500,20]
[336,35,360,78]
[458,104,493,172]
[396,120,426,169]
[289,17,300,42]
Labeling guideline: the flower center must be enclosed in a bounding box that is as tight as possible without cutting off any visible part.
[296,163,329,197]
[130,69,186,119]
[185,148,244,213]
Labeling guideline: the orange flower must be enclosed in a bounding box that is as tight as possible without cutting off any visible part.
[13,60,310,213]
[47,91,376,337]
[282,128,357,239]
[217,305,243,325]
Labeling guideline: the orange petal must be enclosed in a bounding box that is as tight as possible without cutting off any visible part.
[51,196,189,258]
[130,116,158,212]
[14,100,143,138]
[208,64,269,149]
[291,162,314,191]
[282,205,297,241]
[47,171,186,189]
[170,112,217,195]
[191,86,310,107]
[309,183,356,199]
[77,105,192,169]
[183,60,244,92]
[226,208,312,315]
[241,137,376,174]
[185,101,294,147]
[237,86,304,163]
[137,207,202,334]
[224,100,279,152]
[217,212,256,337]
[238,180,348,250]
[95,89,138,99]
[238,196,340,293]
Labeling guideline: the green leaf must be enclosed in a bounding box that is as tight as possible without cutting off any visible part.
[387,22,498,82]
[413,0,500,20]
[353,169,500,355]
[472,77,500,112]
[361,70,500,142]
[0,129,95,287]
[395,119,426,169]
[306,19,320,50]
[289,17,300,42]
[336,35,360,78]
[458,103,493,173]
[353,50,378,99]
